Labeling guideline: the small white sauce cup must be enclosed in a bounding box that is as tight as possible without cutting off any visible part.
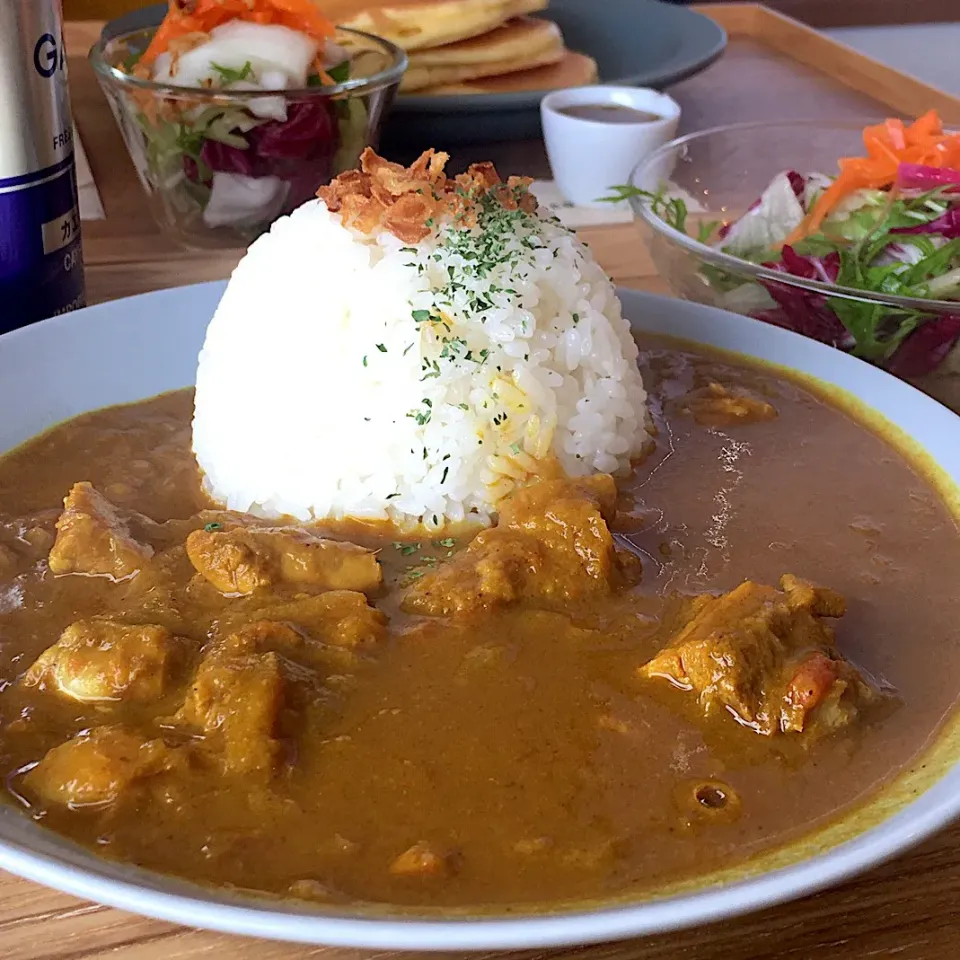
[541,86,681,207]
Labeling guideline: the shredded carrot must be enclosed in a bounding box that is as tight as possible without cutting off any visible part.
[310,53,333,85]
[141,0,335,66]
[785,110,960,244]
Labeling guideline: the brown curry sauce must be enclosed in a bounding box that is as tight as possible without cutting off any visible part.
[0,337,958,911]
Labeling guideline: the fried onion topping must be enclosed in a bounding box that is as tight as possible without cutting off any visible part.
[317,148,537,244]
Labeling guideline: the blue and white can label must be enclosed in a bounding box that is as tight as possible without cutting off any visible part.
[0,155,85,325]
[0,4,86,330]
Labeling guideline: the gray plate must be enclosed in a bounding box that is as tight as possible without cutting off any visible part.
[386,0,726,145]
[2,282,960,949]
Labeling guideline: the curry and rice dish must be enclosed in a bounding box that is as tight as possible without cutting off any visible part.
[0,151,959,911]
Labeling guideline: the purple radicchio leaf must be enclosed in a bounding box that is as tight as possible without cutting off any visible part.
[757,246,854,349]
[198,137,260,178]
[185,99,342,208]
[890,206,960,239]
[896,163,960,192]
[885,315,960,377]
[249,98,339,162]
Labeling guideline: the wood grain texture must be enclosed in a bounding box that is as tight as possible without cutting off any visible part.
[730,5,960,123]
[714,0,960,29]
[7,8,958,957]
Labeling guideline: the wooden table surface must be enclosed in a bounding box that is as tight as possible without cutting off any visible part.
[6,9,960,959]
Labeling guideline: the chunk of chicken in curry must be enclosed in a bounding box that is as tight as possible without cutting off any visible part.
[640,575,883,737]
[25,726,183,809]
[177,607,386,776]
[23,620,186,704]
[403,474,640,616]
[186,524,382,596]
[48,482,157,580]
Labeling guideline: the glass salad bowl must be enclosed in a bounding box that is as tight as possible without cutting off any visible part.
[627,119,960,412]
[90,25,407,249]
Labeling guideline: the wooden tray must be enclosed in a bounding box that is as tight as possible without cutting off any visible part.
[10,7,960,959]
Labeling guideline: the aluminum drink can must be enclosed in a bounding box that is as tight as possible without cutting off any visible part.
[0,2,86,330]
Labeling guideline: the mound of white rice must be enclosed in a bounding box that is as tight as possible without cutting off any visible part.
[193,187,650,530]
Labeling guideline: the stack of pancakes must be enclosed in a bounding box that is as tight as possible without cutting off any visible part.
[327,0,598,95]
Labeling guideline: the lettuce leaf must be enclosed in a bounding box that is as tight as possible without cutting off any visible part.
[720,172,805,256]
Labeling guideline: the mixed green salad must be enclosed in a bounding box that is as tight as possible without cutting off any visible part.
[119,0,371,235]
[614,111,960,378]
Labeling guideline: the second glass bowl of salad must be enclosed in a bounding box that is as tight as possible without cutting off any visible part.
[625,118,960,411]
[91,18,407,249]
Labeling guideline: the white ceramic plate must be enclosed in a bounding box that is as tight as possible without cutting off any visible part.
[0,283,959,949]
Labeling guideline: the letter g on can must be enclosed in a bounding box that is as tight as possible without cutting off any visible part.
[33,33,58,78]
